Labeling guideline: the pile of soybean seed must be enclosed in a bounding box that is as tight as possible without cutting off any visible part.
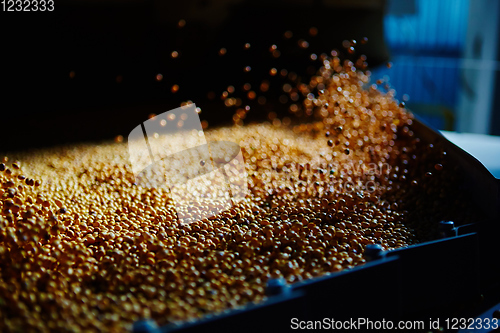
[0,56,477,332]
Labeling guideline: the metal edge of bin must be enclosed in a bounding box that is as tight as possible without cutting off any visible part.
[410,118,500,290]
[139,118,499,332]
[158,289,306,333]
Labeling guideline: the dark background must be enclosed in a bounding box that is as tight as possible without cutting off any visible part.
[0,0,389,152]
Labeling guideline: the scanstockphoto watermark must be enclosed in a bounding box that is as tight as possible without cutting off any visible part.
[290,317,500,331]
[260,158,391,195]
[127,104,391,224]
[127,103,248,225]
[290,318,426,331]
